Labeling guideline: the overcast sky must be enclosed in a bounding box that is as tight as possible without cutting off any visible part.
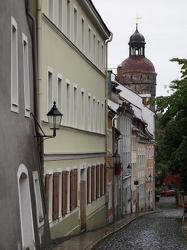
[92,0,187,96]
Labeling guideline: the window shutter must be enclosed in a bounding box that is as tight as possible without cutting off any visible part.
[87,167,90,203]
[45,174,50,215]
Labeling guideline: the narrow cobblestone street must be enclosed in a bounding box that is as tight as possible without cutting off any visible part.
[96,196,187,250]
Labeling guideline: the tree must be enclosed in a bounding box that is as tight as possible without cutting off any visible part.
[155,58,187,193]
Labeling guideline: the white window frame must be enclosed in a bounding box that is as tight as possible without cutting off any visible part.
[47,67,53,112]
[33,171,44,228]
[11,16,19,113]
[22,33,30,117]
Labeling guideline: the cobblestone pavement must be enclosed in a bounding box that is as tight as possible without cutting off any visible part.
[96,196,187,250]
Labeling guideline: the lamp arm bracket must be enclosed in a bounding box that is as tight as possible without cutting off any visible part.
[31,113,55,138]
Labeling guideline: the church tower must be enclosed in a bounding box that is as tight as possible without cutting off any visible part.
[117,24,157,111]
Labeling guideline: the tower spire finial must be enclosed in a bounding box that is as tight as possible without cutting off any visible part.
[135,16,142,26]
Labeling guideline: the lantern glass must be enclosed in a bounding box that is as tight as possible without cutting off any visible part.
[46,102,63,130]
[113,150,120,164]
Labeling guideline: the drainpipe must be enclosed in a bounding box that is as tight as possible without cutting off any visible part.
[25,0,44,174]
[105,31,113,223]
[25,0,49,230]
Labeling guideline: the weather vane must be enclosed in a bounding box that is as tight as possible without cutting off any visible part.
[135,15,142,25]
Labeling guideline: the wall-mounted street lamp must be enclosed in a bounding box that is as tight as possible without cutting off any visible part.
[32,101,63,138]
[113,150,121,165]
[113,150,122,175]
[145,173,152,183]
[46,101,63,137]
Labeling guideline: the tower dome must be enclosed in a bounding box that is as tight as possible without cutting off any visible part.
[122,56,155,74]
[129,24,145,47]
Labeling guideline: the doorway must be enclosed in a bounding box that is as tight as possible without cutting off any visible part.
[17,164,35,250]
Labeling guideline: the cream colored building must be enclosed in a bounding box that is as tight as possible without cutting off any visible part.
[34,0,111,238]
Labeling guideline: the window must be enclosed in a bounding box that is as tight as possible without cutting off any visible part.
[73,84,77,127]
[70,169,78,211]
[93,97,96,132]
[87,167,91,204]
[33,171,44,227]
[93,33,96,64]
[22,33,30,117]
[81,89,85,129]
[67,0,70,39]
[97,39,100,68]
[88,27,91,59]
[67,171,70,212]
[66,80,70,126]
[58,0,63,31]
[53,172,60,221]
[48,0,54,21]
[97,100,100,133]
[100,163,105,195]
[101,44,104,71]
[11,17,18,113]
[88,94,91,131]
[73,7,77,45]
[62,171,68,216]
[47,67,53,112]
[101,102,104,133]
[45,171,53,222]
[96,165,100,198]
[57,169,62,218]
[81,17,85,52]
[57,74,62,113]
[91,166,95,202]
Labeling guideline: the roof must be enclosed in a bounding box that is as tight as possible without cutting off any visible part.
[129,24,146,46]
[121,56,156,74]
